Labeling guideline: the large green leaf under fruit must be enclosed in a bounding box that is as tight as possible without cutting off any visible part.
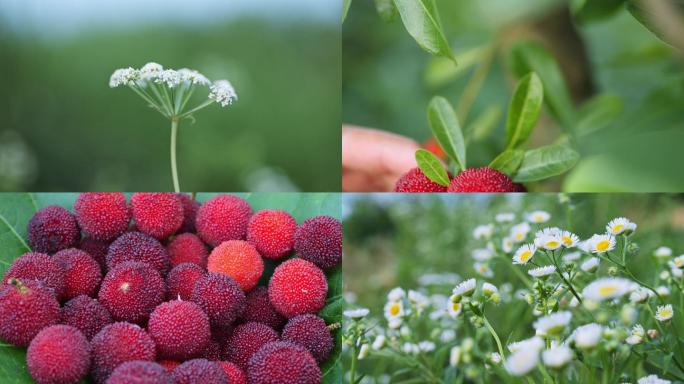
[0,193,342,384]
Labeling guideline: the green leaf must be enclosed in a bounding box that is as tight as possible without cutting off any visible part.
[342,0,352,22]
[571,0,627,22]
[392,0,455,61]
[504,72,543,149]
[415,149,450,186]
[489,149,525,177]
[374,0,398,22]
[427,96,466,171]
[510,42,575,129]
[465,105,502,143]
[514,145,580,182]
[424,46,486,88]
[627,0,684,47]
[576,94,623,136]
[0,194,38,276]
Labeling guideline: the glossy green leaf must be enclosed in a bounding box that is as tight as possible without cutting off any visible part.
[510,42,575,129]
[342,0,352,22]
[576,94,623,136]
[424,46,486,88]
[505,72,543,149]
[514,145,580,182]
[465,105,502,143]
[392,0,455,61]
[489,149,525,177]
[427,96,466,171]
[374,0,398,22]
[627,0,684,46]
[571,0,627,22]
[415,149,450,186]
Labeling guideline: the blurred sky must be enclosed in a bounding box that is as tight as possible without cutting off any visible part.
[0,0,339,38]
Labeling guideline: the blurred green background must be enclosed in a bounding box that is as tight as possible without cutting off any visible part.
[0,0,340,192]
[343,0,684,191]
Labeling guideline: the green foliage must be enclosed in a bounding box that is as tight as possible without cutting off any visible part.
[514,144,580,182]
[504,72,544,150]
[427,96,466,172]
[374,0,399,22]
[572,0,627,22]
[627,0,684,46]
[575,94,623,136]
[392,0,456,61]
[489,149,524,176]
[415,149,450,186]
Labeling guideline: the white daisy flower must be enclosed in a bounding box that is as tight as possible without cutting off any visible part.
[209,80,238,107]
[502,237,514,253]
[343,308,369,320]
[587,234,616,254]
[573,323,603,349]
[418,341,436,352]
[358,343,370,360]
[449,346,461,367]
[372,335,386,350]
[560,231,579,248]
[655,304,674,322]
[578,240,591,253]
[657,286,670,297]
[535,227,562,238]
[629,288,650,304]
[507,336,544,353]
[580,257,600,273]
[542,345,573,368]
[482,282,498,296]
[626,324,645,345]
[528,265,556,279]
[606,217,637,235]
[527,210,551,223]
[582,277,632,302]
[387,287,406,302]
[512,244,537,265]
[408,290,429,310]
[671,255,684,269]
[671,265,683,278]
[536,234,563,251]
[496,213,515,223]
[654,246,673,259]
[453,278,477,297]
[510,222,531,243]
[473,224,494,240]
[474,262,493,278]
[387,318,402,329]
[563,251,582,263]
[472,248,494,262]
[447,295,463,319]
[638,374,672,384]
[384,300,404,320]
[109,67,138,88]
[533,311,572,335]
[504,348,541,376]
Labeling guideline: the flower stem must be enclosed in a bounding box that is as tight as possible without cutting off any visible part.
[170,118,180,192]
[483,315,505,360]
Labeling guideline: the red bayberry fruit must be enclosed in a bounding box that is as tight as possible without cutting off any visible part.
[74,192,130,242]
[223,322,279,369]
[423,137,447,160]
[167,233,208,268]
[218,361,247,384]
[191,273,246,329]
[176,193,200,234]
[447,167,518,192]
[27,205,80,254]
[107,361,171,384]
[394,167,449,192]
[60,295,113,340]
[148,300,211,360]
[172,359,227,384]
[247,341,321,384]
[268,259,327,318]
[53,248,102,300]
[2,252,66,300]
[247,209,297,260]
[196,195,253,246]
[207,240,263,292]
[131,192,184,240]
[107,232,170,275]
[166,263,206,301]
[98,261,166,324]
[27,325,90,384]
[0,279,60,346]
[240,286,286,331]
[294,215,342,269]
[157,360,180,372]
[78,236,109,273]
[282,314,333,363]
[91,322,157,383]
[204,339,222,361]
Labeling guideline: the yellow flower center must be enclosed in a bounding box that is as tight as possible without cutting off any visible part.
[562,236,573,246]
[596,240,610,252]
[520,250,532,262]
[546,240,560,248]
[535,215,543,222]
[661,309,673,317]
[515,233,524,241]
[612,224,624,233]
[675,259,684,268]
[452,303,461,312]
[599,285,617,296]
[390,303,401,316]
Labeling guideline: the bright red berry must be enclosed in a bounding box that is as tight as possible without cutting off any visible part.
[268,258,327,318]
[196,195,253,247]
[247,210,297,260]
[74,192,130,242]
[223,322,279,369]
[27,325,90,384]
[247,341,321,384]
[447,167,518,192]
[394,167,449,192]
[131,192,184,240]
[148,300,211,360]
[0,279,60,347]
[53,248,102,300]
[167,233,208,268]
[2,252,66,300]
[207,240,263,292]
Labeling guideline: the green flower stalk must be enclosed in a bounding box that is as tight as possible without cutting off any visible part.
[109,62,237,192]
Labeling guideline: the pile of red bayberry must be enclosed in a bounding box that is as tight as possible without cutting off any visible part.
[0,193,342,384]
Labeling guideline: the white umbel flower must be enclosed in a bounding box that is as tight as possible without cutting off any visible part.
[587,234,616,254]
[139,62,163,81]
[606,217,637,235]
[580,257,600,273]
[512,244,536,265]
[528,265,556,279]
[542,345,572,368]
[109,67,138,88]
[654,246,673,259]
[582,277,632,302]
[473,224,494,240]
[209,80,238,107]
[527,210,551,223]
[573,323,603,349]
[178,68,211,85]
[453,278,477,297]
[343,308,369,320]
[533,311,572,336]
[156,69,182,88]
[638,374,672,384]
[655,304,674,322]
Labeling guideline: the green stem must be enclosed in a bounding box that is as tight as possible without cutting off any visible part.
[170,118,180,192]
[350,343,358,384]
[457,44,495,124]
[179,99,215,118]
[483,315,505,360]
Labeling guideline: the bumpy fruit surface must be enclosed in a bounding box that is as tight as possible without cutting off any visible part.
[131,192,184,240]
[107,361,171,384]
[247,341,321,384]
[27,325,90,384]
[107,231,170,275]
[148,300,211,360]
[447,167,517,192]
[240,286,286,331]
[207,240,263,292]
[2,252,66,300]
[394,167,449,192]
[247,209,297,260]
[218,361,247,384]
[282,314,333,363]
[223,322,279,368]
[196,195,252,246]
[60,295,113,340]
[74,192,130,242]
[268,258,328,318]
[98,261,166,324]
[167,233,208,268]
[53,248,102,300]
[176,193,200,234]
[294,215,342,269]
[166,263,206,301]
[0,279,60,346]
[27,205,80,254]
[191,273,245,329]
[91,322,157,383]
[172,359,227,384]
[78,236,109,272]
